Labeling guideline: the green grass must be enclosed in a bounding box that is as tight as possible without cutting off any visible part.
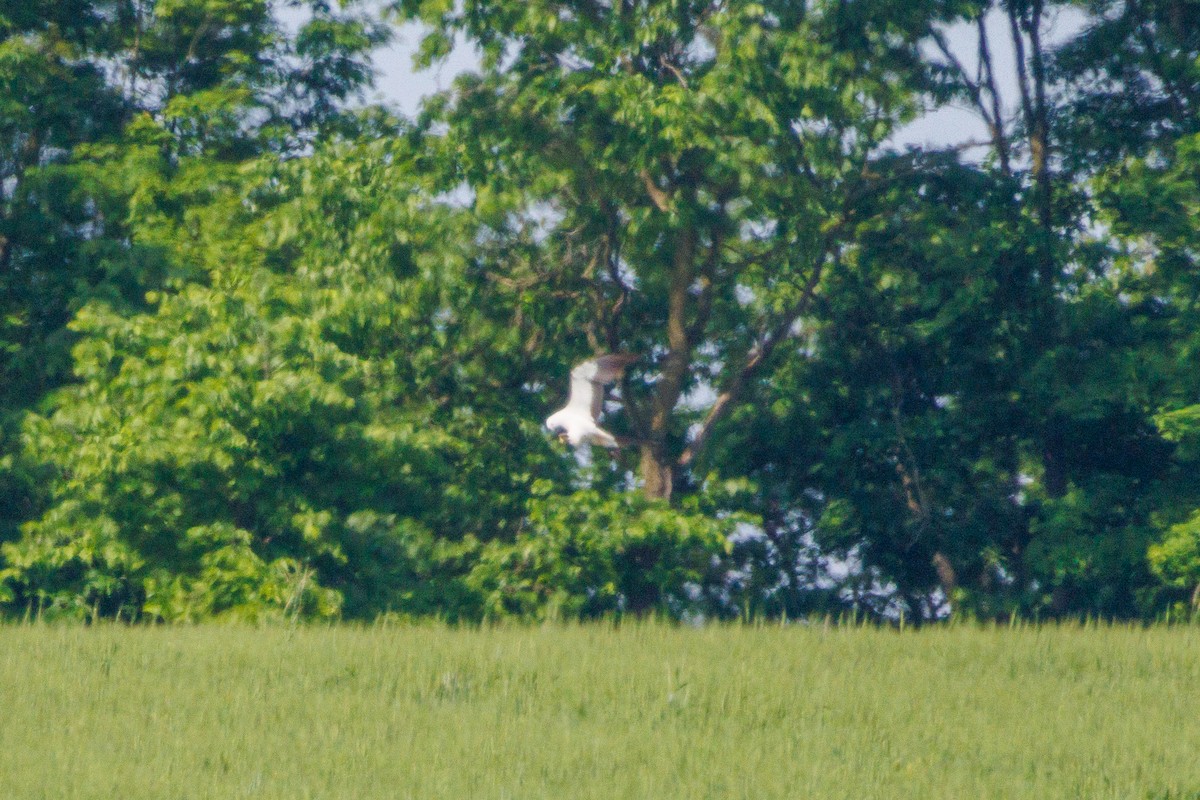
[0,622,1197,799]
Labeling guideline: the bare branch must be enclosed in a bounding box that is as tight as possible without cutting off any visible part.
[976,13,1012,175]
[929,26,999,136]
[658,53,690,88]
[1025,0,1052,231]
[1006,5,1036,148]
[640,168,672,212]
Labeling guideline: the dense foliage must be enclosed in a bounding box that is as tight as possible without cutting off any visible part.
[1,0,1198,621]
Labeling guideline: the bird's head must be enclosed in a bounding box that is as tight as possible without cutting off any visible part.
[546,421,570,445]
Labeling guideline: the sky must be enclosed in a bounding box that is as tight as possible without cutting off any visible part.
[364,8,1091,152]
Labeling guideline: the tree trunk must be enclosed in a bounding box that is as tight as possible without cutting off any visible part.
[639,444,674,500]
[932,551,958,609]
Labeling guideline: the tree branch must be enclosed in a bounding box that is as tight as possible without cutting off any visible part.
[640,168,672,212]
[1025,0,1052,232]
[601,218,650,441]
[686,222,723,347]
[679,245,834,467]
[658,53,690,88]
[975,13,1012,176]
[929,26,1000,139]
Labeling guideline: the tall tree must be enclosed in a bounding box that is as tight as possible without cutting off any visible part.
[0,0,385,541]
[709,0,1189,619]
[909,0,1194,617]
[396,0,939,500]
[1,133,576,620]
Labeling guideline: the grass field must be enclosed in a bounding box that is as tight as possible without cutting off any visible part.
[0,622,1197,799]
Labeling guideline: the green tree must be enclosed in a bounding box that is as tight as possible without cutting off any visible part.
[396,0,940,500]
[7,0,1200,623]
[710,0,1190,620]
[1,2,126,539]
[1,134,565,620]
[3,125,749,621]
[468,489,734,619]
[391,0,1172,621]
[0,0,385,543]
[1033,0,1200,616]
[1098,130,1200,615]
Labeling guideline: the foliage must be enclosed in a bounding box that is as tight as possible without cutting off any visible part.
[396,0,941,500]
[3,0,1200,621]
[1148,511,1200,605]
[1,135,560,620]
[1053,0,1200,172]
[468,489,736,620]
[1095,127,1200,614]
[0,0,385,543]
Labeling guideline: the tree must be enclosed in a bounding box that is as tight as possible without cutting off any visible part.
[1030,0,1200,616]
[396,0,940,500]
[702,0,1191,619]
[391,0,1194,620]
[6,0,1200,623]
[2,126,742,622]
[1,133,572,620]
[1098,130,1200,615]
[0,0,386,537]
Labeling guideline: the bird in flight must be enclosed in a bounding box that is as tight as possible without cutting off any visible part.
[545,354,638,448]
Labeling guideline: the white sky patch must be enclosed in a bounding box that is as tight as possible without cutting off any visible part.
[370,20,482,117]
[887,6,1091,153]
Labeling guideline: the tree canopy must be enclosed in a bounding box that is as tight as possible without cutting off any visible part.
[1,0,1199,622]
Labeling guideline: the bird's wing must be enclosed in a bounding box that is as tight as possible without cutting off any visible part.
[589,353,639,383]
[568,354,637,419]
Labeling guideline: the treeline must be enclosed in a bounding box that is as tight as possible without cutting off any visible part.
[1,0,1198,622]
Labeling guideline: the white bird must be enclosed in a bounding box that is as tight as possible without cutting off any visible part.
[545,354,638,448]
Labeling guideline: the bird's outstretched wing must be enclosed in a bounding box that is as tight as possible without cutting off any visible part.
[567,353,638,421]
